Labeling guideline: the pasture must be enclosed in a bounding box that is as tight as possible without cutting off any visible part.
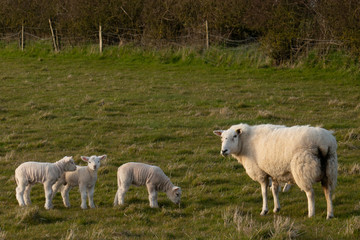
[0,45,360,239]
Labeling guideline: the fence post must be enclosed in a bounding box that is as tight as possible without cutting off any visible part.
[99,24,103,53]
[205,20,209,49]
[49,19,58,52]
[21,24,24,51]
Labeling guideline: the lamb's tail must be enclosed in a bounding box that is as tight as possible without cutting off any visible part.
[113,189,119,206]
[318,146,338,191]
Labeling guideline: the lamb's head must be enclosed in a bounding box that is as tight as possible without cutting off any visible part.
[63,156,77,171]
[213,128,242,156]
[81,155,107,171]
[166,186,182,204]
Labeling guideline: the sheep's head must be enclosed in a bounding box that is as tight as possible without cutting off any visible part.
[213,128,242,156]
[167,186,182,204]
[81,155,107,171]
[63,156,77,171]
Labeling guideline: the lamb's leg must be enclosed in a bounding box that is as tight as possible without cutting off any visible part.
[305,188,315,218]
[87,186,95,208]
[44,182,54,210]
[24,184,33,205]
[61,184,71,208]
[146,184,158,208]
[117,181,130,205]
[16,181,26,207]
[323,185,334,219]
[79,185,88,209]
[271,181,281,213]
[260,180,269,215]
[51,179,64,199]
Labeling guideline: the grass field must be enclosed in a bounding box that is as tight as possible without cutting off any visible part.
[0,44,360,239]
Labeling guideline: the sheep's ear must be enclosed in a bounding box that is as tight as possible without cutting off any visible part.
[172,186,181,193]
[64,156,73,162]
[99,155,107,161]
[81,156,90,162]
[213,130,223,137]
[236,129,242,135]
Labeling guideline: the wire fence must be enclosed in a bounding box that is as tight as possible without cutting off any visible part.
[0,25,261,52]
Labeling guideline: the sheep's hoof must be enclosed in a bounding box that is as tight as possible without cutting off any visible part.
[260,210,268,216]
[81,206,87,210]
[326,215,334,220]
[273,208,281,213]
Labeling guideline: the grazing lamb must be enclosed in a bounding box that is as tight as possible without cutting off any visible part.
[213,123,338,219]
[114,162,182,208]
[52,155,107,209]
[15,156,76,210]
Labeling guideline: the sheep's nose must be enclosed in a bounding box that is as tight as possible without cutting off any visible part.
[221,149,229,156]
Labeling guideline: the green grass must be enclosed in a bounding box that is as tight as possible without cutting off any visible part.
[0,44,360,239]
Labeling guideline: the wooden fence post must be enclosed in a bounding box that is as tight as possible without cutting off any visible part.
[21,24,24,51]
[99,24,103,53]
[49,19,58,52]
[205,20,209,49]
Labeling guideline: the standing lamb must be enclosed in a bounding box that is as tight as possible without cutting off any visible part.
[213,123,338,219]
[114,162,182,208]
[52,155,107,209]
[15,156,76,210]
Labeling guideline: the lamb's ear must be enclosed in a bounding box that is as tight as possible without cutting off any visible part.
[172,186,181,193]
[65,156,73,162]
[236,128,242,135]
[99,155,107,161]
[213,130,223,137]
[81,156,90,162]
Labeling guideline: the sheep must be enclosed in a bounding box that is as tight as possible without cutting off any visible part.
[52,155,107,209]
[15,156,76,210]
[213,123,338,219]
[113,162,182,208]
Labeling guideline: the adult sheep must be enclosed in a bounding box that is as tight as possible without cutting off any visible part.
[213,123,337,219]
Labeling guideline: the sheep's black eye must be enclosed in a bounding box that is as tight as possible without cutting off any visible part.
[233,135,237,138]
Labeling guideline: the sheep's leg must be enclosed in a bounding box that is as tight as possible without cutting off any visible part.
[87,187,95,208]
[61,184,71,208]
[44,182,54,210]
[24,184,33,205]
[260,180,269,215]
[79,185,88,209]
[271,181,281,213]
[323,185,334,219]
[117,182,130,205]
[283,183,291,192]
[146,184,158,208]
[305,188,315,218]
[16,181,26,207]
[51,179,64,199]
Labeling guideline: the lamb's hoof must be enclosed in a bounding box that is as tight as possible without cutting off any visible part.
[273,208,281,213]
[326,215,334,220]
[45,205,53,210]
[81,205,87,210]
[260,210,268,216]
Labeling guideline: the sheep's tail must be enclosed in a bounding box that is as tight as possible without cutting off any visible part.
[319,146,338,191]
[113,189,119,206]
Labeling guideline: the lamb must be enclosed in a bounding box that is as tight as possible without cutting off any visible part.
[52,155,107,209]
[213,123,338,219]
[15,156,76,210]
[113,162,182,208]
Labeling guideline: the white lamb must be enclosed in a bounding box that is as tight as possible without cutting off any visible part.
[214,123,338,219]
[113,162,182,208]
[52,155,107,209]
[15,156,76,210]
